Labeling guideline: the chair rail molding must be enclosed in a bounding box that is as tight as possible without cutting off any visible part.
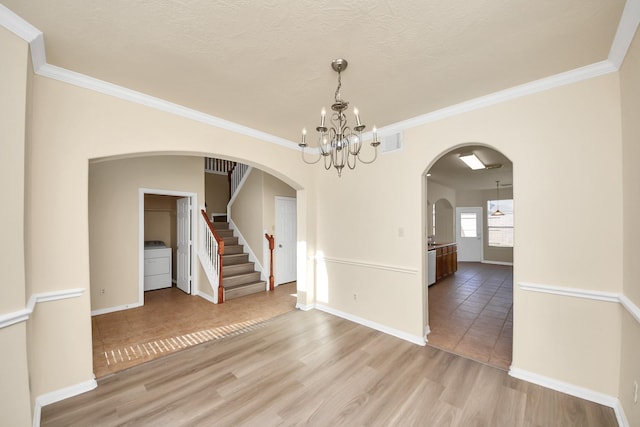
[518,282,640,324]
[0,288,85,329]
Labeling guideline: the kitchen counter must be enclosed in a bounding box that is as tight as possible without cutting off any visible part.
[427,242,456,251]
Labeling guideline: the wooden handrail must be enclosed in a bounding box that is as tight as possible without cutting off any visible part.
[201,209,225,303]
[265,233,275,291]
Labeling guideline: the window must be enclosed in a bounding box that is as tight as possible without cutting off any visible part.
[460,212,478,237]
[487,199,514,247]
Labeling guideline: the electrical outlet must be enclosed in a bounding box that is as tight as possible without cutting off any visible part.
[100,288,105,295]
[634,381,638,404]
[353,293,357,301]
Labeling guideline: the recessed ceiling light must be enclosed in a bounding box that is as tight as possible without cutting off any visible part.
[459,153,485,170]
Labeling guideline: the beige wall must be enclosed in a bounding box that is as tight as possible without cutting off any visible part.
[315,73,623,394]
[263,172,296,235]
[619,27,640,426]
[24,71,310,404]
[205,172,228,214]
[229,168,296,274]
[427,180,456,243]
[229,168,264,261]
[0,26,33,427]
[457,187,514,263]
[89,156,204,310]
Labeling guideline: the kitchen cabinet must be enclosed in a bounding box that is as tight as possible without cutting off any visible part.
[430,243,457,283]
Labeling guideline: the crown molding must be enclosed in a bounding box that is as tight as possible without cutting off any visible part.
[608,0,640,68]
[36,63,299,151]
[0,3,41,42]
[382,60,618,134]
[2,1,639,145]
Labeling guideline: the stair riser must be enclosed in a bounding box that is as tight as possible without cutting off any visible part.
[224,245,244,255]
[224,272,261,288]
[213,223,230,230]
[225,282,267,300]
[222,254,250,266]
[223,263,255,276]
[223,237,239,246]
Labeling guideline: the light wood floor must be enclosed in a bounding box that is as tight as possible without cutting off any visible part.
[44,309,616,426]
[92,282,298,377]
[428,262,513,370]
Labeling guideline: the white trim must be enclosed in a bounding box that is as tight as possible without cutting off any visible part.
[481,260,513,266]
[509,367,628,427]
[196,290,216,304]
[608,0,640,68]
[295,302,314,311]
[0,288,84,329]
[424,324,431,341]
[228,218,265,280]
[322,257,418,275]
[33,378,97,427]
[0,4,41,43]
[314,303,426,346]
[227,166,253,210]
[380,61,617,135]
[91,302,143,317]
[519,282,620,303]
[36,65,301,152]
[519,281,640,325]
[619,294,640,324]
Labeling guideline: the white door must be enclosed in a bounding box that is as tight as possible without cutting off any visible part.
[456,207,483,262]
[176,197,191,294]
[275,197,297,285]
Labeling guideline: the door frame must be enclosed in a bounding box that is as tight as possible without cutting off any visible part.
[138,188,198,306]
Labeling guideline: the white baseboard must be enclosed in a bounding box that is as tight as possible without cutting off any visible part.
[509,367,628,427]
[295,302,313,311]
[91,302,142,316]
[314,303,426,346]
[33,378,97,427]
[481,260,514,266]
[196,290,216,304]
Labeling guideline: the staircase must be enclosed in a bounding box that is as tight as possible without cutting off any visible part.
[213,221,267,300]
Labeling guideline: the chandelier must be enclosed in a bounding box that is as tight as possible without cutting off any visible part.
[299,59,380,177]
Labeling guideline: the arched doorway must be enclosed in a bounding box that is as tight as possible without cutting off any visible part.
[424,144,514,370]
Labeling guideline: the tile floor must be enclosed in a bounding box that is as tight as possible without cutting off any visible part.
[427,262,513,370]
[92,282,298,378]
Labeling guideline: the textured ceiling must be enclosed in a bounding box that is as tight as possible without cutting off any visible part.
[2,0,626,145]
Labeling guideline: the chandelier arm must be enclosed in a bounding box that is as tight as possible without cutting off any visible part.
[323,153,333,170]
[300,147,322,165]
[356,145,379,165]
[346,152,358,170]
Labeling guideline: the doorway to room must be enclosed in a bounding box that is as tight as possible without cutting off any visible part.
[424,144,514,369]
[139,189,197,302]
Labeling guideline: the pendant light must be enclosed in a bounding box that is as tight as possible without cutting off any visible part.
[492,180,505,216]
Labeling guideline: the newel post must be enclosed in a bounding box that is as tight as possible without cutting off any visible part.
[265,233,275,291]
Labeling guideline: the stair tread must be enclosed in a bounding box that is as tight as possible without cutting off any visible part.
[224,281,266,290]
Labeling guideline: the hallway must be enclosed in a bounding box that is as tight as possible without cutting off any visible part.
[92,282,298,378]
[427,262,513,370]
